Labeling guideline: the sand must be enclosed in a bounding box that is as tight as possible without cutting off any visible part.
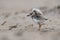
[0,6,60,40]
[0,0,60,40]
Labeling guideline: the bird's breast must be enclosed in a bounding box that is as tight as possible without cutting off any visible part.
[33,18,40,23]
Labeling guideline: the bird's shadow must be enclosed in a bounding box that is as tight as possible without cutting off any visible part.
[41,27,55,33]
[29,27,55,33]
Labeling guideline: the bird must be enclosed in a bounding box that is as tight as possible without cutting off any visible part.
[27,8,48,31]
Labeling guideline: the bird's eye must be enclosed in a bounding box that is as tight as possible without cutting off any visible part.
[30,13,32,15]
[33,10,36,13]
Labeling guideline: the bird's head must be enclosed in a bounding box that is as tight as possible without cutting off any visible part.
[27,8,42,17]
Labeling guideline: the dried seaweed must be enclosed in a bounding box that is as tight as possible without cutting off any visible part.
[9,24,18,30]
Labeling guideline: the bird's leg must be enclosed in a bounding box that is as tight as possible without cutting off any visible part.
[38,23,41,31]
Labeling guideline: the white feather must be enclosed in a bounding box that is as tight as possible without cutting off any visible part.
[32,8,43,15]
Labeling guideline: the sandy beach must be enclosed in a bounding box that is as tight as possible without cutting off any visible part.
[0,0,60,40]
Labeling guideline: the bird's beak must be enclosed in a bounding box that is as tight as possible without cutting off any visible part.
[27,15,30,16]
[27,13,32,17]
